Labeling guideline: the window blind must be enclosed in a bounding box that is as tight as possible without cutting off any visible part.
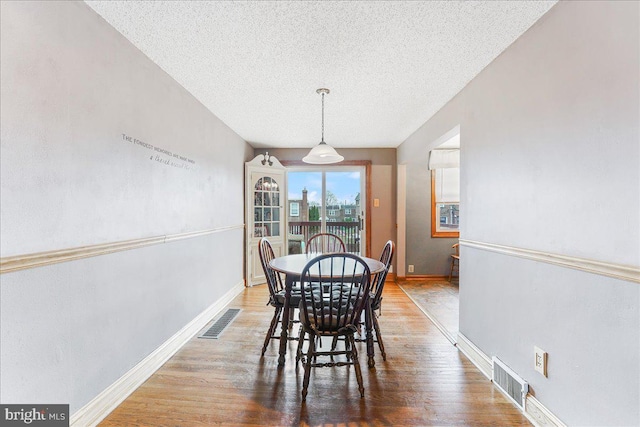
[428,149,459,170]
[435,168,460,203]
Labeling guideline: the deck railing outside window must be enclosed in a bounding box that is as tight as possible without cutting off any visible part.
[288,221,360,254]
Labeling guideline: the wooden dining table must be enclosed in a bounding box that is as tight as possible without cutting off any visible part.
[269,253,386,368]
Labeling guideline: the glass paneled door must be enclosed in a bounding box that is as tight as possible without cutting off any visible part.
[286,167,365,255]
[246,154,286,286]
[253,176,281,239]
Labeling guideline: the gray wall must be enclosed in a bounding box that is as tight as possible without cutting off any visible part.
[398,1,639,426]
[1,1,250,412]
[259,148,397,267]
[405,159,458,276]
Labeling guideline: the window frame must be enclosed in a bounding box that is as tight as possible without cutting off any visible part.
[431,169,460,238]
[290,201,300,217]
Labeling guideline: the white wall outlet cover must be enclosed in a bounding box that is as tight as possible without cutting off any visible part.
[534,346,548,377]
[408,264,414,273]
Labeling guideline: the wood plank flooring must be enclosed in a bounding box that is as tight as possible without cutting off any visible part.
[398,279,460,344]
[99,283,531,426]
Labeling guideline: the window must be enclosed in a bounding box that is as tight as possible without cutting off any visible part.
[429,136,460,238]
[344,208,351,215]
[431,168,460,238]
[290,202,299,217]
[328,209,337,216]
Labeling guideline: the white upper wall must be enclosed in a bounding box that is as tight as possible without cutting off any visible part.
[1,1,249,414]
[398,1,639,425]
[460,1,639,266]
[1,1,248,257]
[400,1,639,267]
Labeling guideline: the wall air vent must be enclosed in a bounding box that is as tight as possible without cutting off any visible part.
[492,356,529,410]
[198,309,241,339]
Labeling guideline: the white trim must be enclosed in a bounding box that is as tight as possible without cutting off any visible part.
[429,124,461,151]
[396,164,407,277]
[456,333,566,427]
[456,332,492,380]
[460,239,640,284]
[70,280,245,427]
[246,152,284,168]
[525,395,567,427]
[0,225,244,274]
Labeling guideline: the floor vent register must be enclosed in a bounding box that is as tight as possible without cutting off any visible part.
[198,308,241,339]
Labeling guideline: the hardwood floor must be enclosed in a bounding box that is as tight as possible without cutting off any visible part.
[99,283,531,426]
[398,279,460,344]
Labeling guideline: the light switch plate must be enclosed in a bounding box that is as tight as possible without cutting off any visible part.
[534,346,547,377]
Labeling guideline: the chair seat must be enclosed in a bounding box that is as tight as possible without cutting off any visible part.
[273,288,302,306]
[299,309,352,332]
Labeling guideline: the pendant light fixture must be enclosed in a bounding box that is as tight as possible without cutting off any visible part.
[302,88,344,164]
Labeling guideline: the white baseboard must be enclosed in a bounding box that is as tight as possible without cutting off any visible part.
[456,332,565,427]
[525,395,567,427]
[456,332,492,380]
[70,280,245,427]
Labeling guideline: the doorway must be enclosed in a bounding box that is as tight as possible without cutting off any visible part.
[285,166,366,255]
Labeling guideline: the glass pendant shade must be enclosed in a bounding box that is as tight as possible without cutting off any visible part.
[302,141,344,164]
[303,88,343,164]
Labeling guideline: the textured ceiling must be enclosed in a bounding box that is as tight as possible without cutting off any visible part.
[85,1,556,149]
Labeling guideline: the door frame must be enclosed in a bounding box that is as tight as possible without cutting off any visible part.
[281,160,372,257]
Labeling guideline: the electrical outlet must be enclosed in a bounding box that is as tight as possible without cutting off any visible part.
[374,198,380,207]
[534,346,547,377]
[388,265,393,273]
[408,264,414,273]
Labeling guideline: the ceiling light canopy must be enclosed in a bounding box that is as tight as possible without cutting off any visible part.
[303,88,344,164]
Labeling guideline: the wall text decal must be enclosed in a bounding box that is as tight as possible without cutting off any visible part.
[121,133,197,171]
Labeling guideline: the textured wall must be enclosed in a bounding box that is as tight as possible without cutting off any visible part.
[398,1,639,425]
[0,1,249,412]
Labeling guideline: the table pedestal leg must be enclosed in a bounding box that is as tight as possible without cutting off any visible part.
[365,299,375,368]
[278,275,293,367]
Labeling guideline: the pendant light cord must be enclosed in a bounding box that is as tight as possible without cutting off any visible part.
[321,91,325,143]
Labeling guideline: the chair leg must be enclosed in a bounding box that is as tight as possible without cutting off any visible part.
[296,327,306,367]
[288,306,295,327]
[372,314,386,361]
[331,335,339,351]
[448,258,455,282]
[261,306,281,356]
[302,332,315,402]
[349,334,365,398]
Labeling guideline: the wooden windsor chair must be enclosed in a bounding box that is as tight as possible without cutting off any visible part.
[295,253,371,401]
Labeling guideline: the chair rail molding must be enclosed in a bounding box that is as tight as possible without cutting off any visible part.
[459,239,640,284]
[0,225,244,275]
